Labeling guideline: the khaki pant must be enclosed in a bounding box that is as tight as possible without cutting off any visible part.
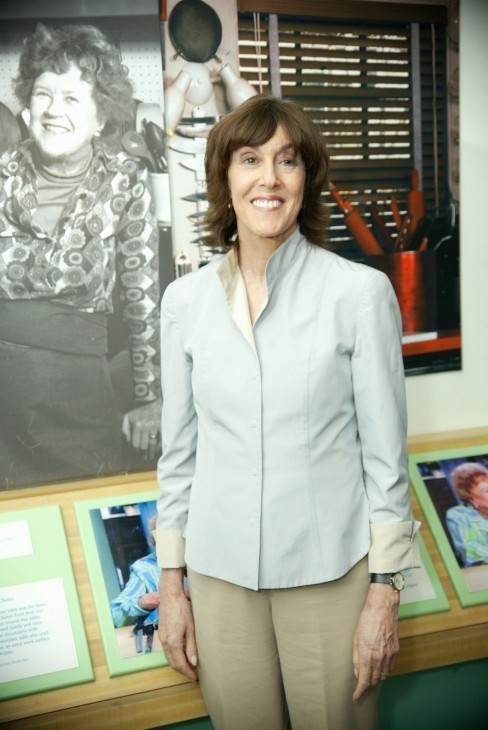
[187,558,379,730]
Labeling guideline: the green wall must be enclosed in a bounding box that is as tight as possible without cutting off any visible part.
[377,659,488,730]
[153,658,488,730]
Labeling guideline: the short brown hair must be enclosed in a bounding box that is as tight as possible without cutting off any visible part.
[204,95,330,250]
[451,462,488,503]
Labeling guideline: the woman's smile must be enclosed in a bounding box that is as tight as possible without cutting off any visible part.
[250,197,284,210]
[43,122,71,133]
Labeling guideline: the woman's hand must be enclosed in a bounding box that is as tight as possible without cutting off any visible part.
[158,568,198,682]
[122,397,162,460]
[352,583,400,702]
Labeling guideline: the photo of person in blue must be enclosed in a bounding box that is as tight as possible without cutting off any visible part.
[446,462,488,567]
[110,513,160,628]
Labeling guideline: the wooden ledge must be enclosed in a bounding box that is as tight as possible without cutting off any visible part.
[1,425,487,727]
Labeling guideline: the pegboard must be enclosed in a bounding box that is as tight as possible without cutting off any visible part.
[119,24,164,106]
[0,33,26,115]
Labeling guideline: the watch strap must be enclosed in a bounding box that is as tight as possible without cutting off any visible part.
[370,572,405,591]
[369,573,392,585]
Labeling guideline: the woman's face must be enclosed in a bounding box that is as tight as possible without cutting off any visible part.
[227,125,305,248]
[470,478,488,516]
[29,64,102,170]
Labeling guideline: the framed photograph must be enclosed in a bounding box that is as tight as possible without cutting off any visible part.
[0,505,93,700]
[75,490,167,676]
[398,532,450,619]
[409,445,488,607]
[0,0,173,493]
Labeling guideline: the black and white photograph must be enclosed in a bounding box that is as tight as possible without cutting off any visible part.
[0,1,172,491]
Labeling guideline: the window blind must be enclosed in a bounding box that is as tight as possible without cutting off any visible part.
[238,11,448,261]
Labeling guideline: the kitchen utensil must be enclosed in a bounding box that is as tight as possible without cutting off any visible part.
[183,62,214,106]
[220,64,257,108]
[121,131,156,172]
[390,195,402,231]
[174,251,192,278]
[135,102,164,134]
[143,119,168,173]
[329,182,383,256]
[369,203,395,252]
[394,215,412,251]
[168,0,223,63]
[178,116,218,125]
[407,168,425,222]
[407,214,419,246]
[180,157,206,174]
[408,218,430,251]
[168,136,207,155]
[176,123,214,138]
[182,192,207,202]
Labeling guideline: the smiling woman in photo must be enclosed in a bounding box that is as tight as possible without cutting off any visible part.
[447,462,488,567]
[0,23,161,489]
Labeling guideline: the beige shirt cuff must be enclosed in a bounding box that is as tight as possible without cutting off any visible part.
[368,520,421,573]
[154,528,186,568]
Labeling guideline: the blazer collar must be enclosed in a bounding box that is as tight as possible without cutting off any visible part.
[264,226,304,290]
[216,227,306,353]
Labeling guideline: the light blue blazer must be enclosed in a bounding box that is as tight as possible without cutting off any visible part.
[156,228,419,590]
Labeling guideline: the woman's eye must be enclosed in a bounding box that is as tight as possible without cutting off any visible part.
[242,156,257,165]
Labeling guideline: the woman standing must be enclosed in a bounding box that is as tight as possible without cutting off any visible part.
[0,24,161,489]
[156,96,420,729]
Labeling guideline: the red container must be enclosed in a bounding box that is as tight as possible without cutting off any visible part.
[368,251,437,333]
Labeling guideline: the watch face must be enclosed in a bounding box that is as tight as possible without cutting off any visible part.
[393,572,405,591]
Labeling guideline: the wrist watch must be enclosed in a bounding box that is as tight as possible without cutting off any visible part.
[370,572,405,592]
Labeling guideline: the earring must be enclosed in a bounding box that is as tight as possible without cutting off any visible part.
[227,202,231,209]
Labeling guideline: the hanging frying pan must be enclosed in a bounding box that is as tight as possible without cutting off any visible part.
[168,0,222,63]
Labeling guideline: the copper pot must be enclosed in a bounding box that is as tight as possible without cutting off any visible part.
[368,251,437,333]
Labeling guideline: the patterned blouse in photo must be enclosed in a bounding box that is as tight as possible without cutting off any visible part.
[0,139,161,402]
